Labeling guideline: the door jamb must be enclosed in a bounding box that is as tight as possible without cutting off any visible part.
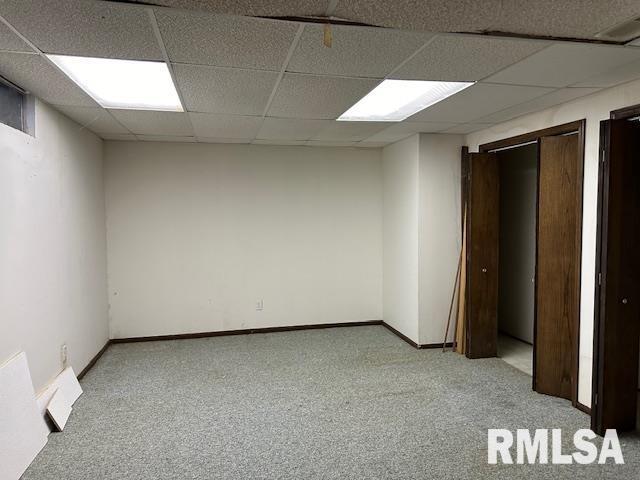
[478,120,585,154]
[461,147,470,355]
[610,103,640,120]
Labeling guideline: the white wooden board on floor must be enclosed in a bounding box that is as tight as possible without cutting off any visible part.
[36,366,83,433]
[46,389,72,431]
[0,352,49,480]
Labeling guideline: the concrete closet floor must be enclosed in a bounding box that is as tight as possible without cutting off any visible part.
[23,326,640,479]
[498,334,533,376]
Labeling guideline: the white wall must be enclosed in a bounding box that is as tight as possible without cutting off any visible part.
[382,136,420,342]
[104,142,383,338]
[418,134,463,345]
[466,77,640,407]
[382,133,463,346]
[497,144,537,344]
[0,100,109,392]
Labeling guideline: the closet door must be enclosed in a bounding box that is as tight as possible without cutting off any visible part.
[592,119,640,434]
[466,152,499,358]
[535,134,582,400]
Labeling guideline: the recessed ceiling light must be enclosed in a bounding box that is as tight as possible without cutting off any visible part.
[48,55,183,111]
[338,79,473,122]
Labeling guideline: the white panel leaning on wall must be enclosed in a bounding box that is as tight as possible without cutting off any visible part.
[0,352,84,480]
[0,352,48,480]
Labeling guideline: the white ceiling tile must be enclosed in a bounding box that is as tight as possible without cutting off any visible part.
[312,121,392,141]
[365,130,412,143]
[477,87,601,123]
[252,139,307,146]
[489,0,640,40]
[573,58,640,88]
[334,0,640,41]
[391,35,548,81]
[0,21,34,53]
[267,73,379,119]
[257,118,331,140]
[357,141,389,148]
[143,1,330,17]
[408,83,554,123]
[55,105,129,134]
[364,121,460,143]
[149,1,640,41]
[174,64,278,115]
[288,25,428,78]
[306,140,358,147]
[197,137,251,144]
[100,133,138,141]
[486,43,640,88]
[441,123,494,134]
[109,110,193,136]
[0,52,97,106]
[189,113,263,139]
[155,10,299,70]
[0,0,162,60]
[137,135,197,142]
[334,1,497,36]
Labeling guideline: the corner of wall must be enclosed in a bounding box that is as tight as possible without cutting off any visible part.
[416,133,464,346]
[381,133,465,346]
[381,134,420,343]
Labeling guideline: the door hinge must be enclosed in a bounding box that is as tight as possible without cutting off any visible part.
[594,393,598,406]
[598,272,602,286]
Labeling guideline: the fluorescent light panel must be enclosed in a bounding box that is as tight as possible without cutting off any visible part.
[48,55,183,111]
[338,79,473,122]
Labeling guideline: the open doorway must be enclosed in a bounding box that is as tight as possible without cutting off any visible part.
[496,143,537,376]
[591,104,640,436]
[461,120,585,409]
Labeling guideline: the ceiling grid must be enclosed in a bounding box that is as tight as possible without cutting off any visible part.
[262,24,306,117]
[147,7,196,141]
[0,0,639,145]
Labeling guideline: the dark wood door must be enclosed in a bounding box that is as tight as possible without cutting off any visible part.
[466,153,499,358]
[592,119,640,434]
[535,135,582,400]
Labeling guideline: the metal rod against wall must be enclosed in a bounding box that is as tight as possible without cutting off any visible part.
[443,249,463,352]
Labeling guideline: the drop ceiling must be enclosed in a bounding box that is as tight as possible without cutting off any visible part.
[0,0,639,147]
[105,0,640,42]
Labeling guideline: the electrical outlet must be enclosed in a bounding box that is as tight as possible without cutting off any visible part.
[61,344,68,367]
[255,299,264,311]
